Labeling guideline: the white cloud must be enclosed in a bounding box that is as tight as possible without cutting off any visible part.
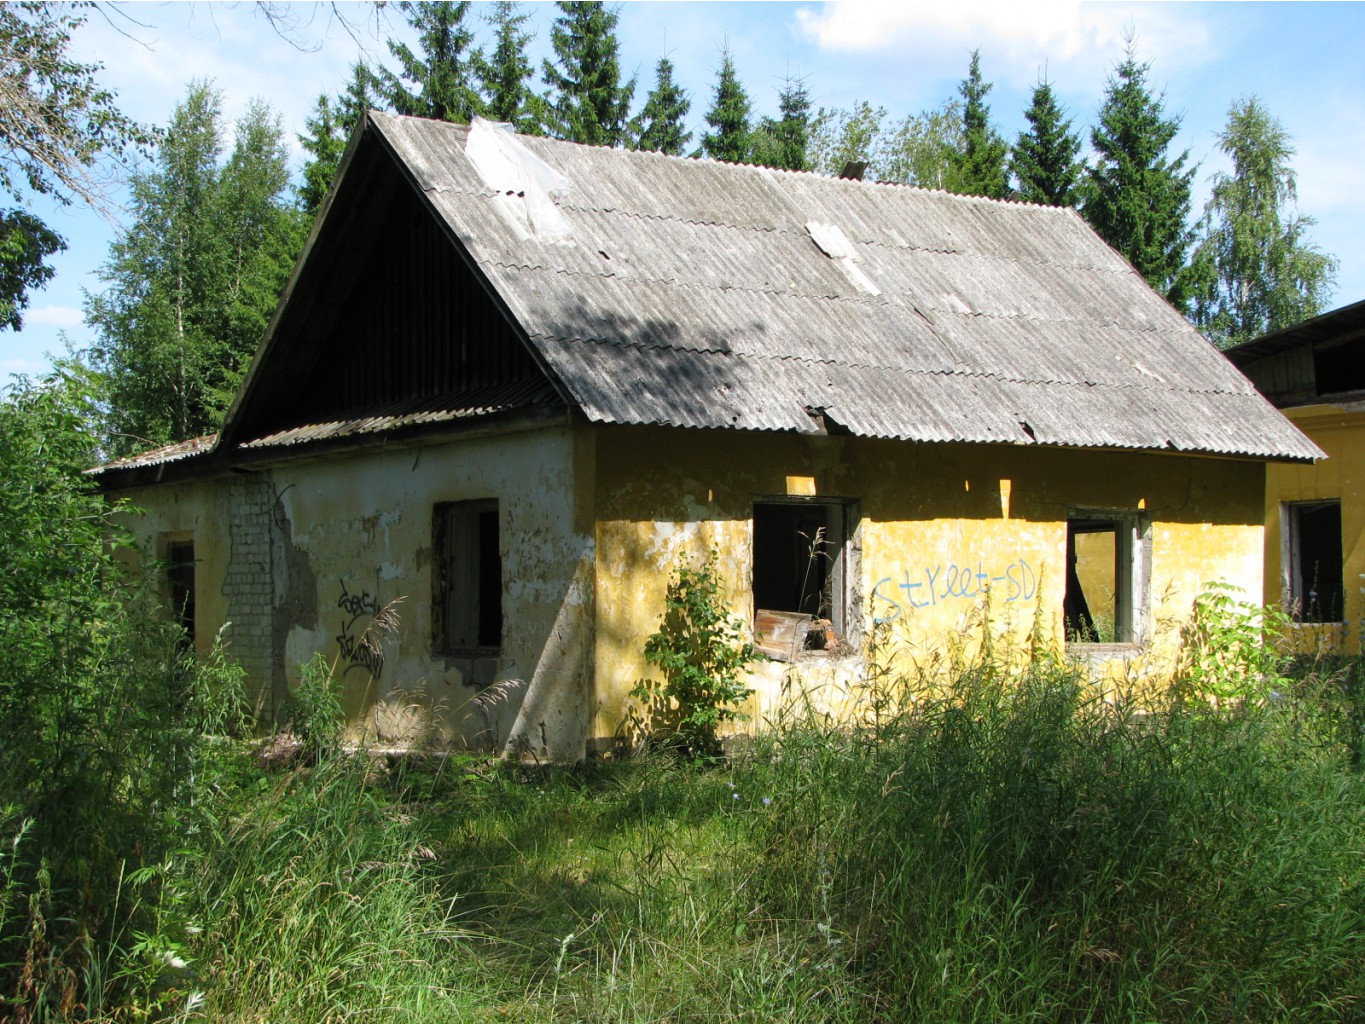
[23,306,85,329]
[793,1,1218,91]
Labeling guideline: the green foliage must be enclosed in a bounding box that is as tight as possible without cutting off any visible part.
[0,2,151,331]
[1010,78,1083,206]
[943,49,1009,198]
[700,46,751,164]
[0,207,61,330]
[0,2,150,208]
[298,61,377,215]
[1083,42,1198,310]
[280,654,344,758]
[1176,580,1292,705]
[87,82,306,455]
[297,94,347,215]
[809,100,885,177]
[542,0,634,147]
[631,55,691,155]
[0,372,247,1017]
[380,0,482,124]
[473,1,544,135]
[750,74,812,171]
[809,100,965,188]
[1190,96,1338,347]
[635,551,759,757]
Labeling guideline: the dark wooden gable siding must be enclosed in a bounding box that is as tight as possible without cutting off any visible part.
[228,139,544,444]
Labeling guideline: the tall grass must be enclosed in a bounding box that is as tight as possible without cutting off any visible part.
[739,626,1365,1022]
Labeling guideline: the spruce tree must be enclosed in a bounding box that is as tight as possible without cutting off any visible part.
[700,46,751,164]
[1190,96,1337,347]
[298,95,345,214]
[1083,43,1197,310]
[1010,79,1082,206]
[751,75,812,171]
[632,55,691,155]
[87,84,305,452]
[473,1,544,134]
[943,50,1009,198]
[380,1,481,123]
[299,63,377,214]
[542,1,634,146]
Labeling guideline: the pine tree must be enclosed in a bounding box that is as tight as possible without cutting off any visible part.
[1083,43,1197,310]
[1010,79,1082,206]
[701,46,751,164]
[542,1,634,146]
[1190,97,1338,347]
[751,75,812,171]
[380,0,481,123]
[87,84,305,452]
[473,1,544,134]
[632,55,690,155]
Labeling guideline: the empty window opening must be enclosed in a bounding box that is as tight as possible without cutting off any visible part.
[1314,344,1365,397]
[167,540,196,649]
[753,500,850,658]
[1284,500,1344,623]
[434,500,503,654]
[1065,514,1145,645]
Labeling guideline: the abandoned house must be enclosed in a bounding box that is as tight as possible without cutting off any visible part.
[92,113,1321,758]
[1226,299,1365,654]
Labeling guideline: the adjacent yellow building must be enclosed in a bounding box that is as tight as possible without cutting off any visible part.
[1227,301,1365,654]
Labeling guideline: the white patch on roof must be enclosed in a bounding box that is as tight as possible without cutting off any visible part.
[465,116,573,243]
[806,220,881,296]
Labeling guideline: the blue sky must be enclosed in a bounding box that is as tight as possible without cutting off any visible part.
[7,1,1363,380]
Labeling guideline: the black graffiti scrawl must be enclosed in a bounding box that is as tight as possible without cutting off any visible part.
[336,579,385,677]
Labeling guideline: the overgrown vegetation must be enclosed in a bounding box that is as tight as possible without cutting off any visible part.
[5,377,1365,1020]
[633,550,758,757]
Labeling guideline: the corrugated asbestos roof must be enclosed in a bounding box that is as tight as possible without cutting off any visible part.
[371,112,1320,462]
[240,378,559,449]
[88,434,217,474]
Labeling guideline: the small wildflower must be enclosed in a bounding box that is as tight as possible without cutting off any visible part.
[733,792,740,800]
[762,797,772,806]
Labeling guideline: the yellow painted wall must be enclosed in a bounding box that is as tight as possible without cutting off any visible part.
[113,420,1268,759]
[1262,404,1365,654]
[589,426,1266,744]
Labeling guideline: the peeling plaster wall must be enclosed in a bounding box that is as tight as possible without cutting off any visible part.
[589,426,1266,746]
[117,424,595,760]
[1263,405,1365,654]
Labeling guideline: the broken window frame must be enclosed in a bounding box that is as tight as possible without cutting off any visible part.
[751,497,858,660]
[432,499,503,656]
[162,535,197,650]
[1064,509,1150,650]
[1282,499,1345,624]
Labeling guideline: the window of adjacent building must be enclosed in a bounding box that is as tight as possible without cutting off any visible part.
[1283,500,1344,623]
[1064,512,1148,646]
[166,539,196,649]
[433,500,502,654]
[752,499,853,658]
